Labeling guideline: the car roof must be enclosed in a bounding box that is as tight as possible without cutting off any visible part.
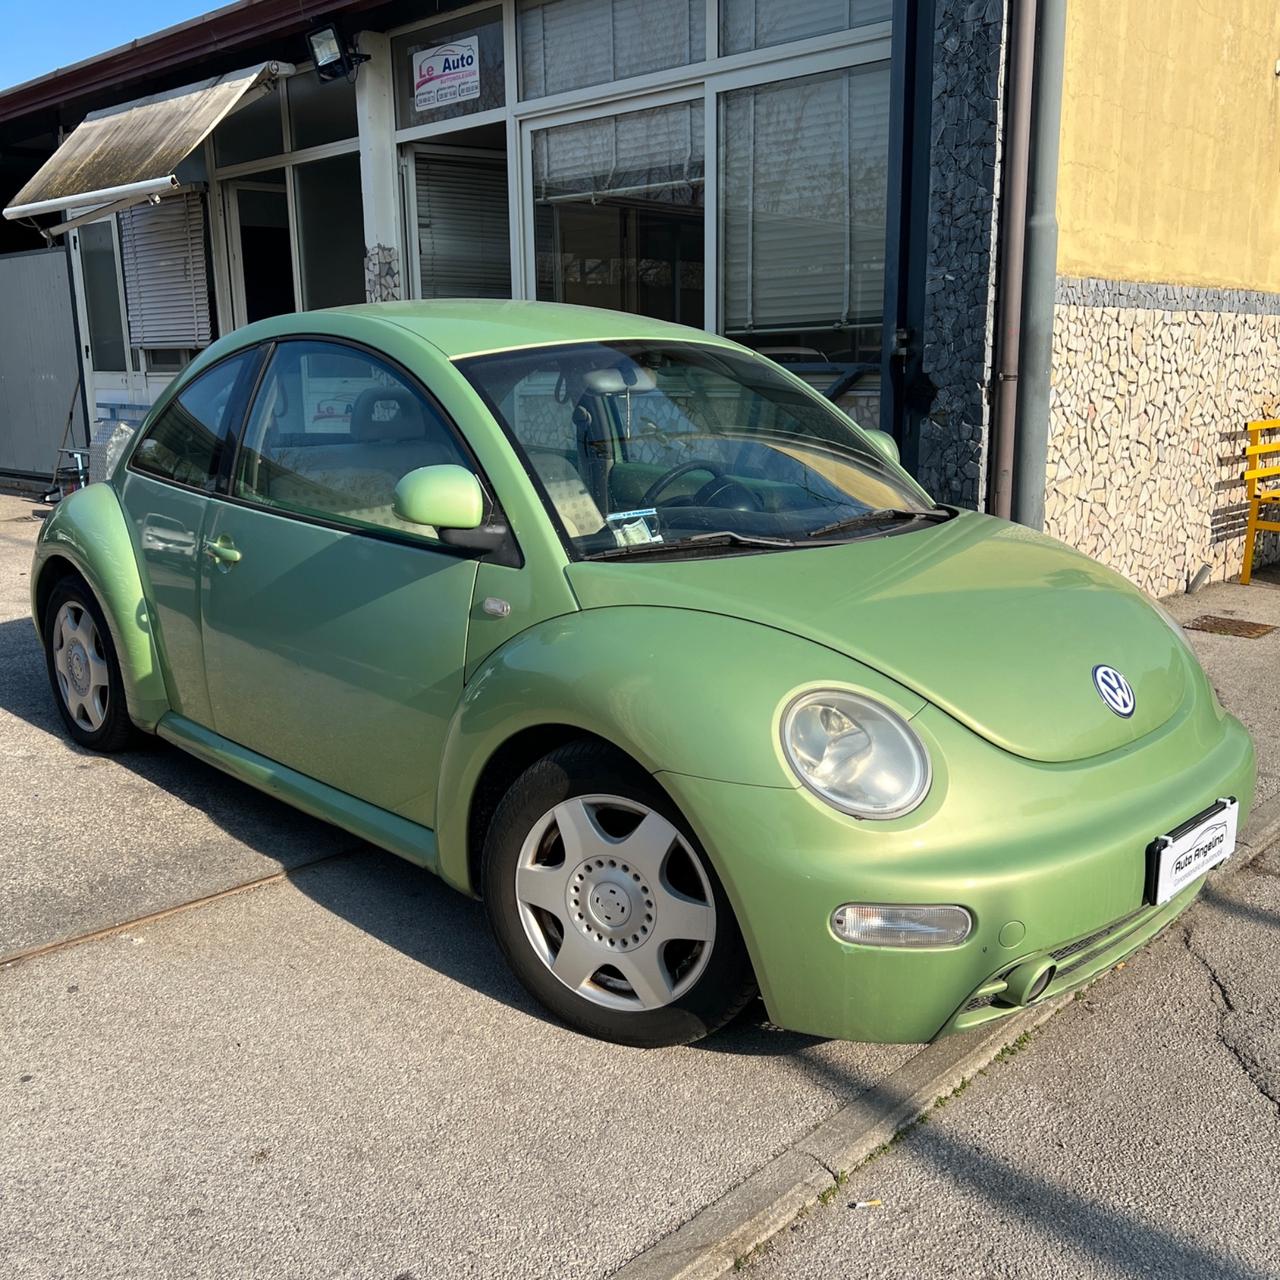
[322,299,744,361]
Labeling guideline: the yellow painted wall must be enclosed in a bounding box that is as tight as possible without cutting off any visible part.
[1057,0,1280,292]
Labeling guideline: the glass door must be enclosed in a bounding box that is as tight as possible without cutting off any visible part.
[68,216,147,416]
[224,173,297,326]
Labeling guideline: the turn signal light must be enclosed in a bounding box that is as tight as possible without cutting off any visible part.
[831,903,973,948]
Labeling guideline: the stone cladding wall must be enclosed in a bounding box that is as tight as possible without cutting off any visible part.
[1046,276,1280,596]
[916,0,1006,508]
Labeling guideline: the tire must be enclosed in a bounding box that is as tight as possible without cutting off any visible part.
[482,740,757,1047]
[42,576,135,753]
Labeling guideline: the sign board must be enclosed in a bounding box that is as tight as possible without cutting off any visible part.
[413,37,481,112]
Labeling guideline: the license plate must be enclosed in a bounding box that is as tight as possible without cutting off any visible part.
[1148,798,1238,905]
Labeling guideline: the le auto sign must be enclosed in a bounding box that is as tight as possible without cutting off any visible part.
[413,36,480,112]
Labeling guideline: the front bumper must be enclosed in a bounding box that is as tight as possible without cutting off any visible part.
[659,695,1255,1044]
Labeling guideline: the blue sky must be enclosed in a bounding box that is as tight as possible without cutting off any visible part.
[2,1,212,92]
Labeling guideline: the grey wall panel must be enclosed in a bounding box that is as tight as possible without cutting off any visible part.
[0,247,85,477]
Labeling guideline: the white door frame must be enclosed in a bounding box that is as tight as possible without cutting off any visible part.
[67,216,148,416]
[222,176,299,327]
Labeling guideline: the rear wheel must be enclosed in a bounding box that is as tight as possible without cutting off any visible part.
[42,577,134,752]
[482,740,756,1047]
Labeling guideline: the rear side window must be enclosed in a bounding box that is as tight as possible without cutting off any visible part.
[233,340,474,543]
[131,352,254,489]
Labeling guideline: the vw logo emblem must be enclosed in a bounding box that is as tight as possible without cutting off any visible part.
[1092,664,1135,718]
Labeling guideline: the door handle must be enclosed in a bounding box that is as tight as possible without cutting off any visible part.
[203,536,242,566]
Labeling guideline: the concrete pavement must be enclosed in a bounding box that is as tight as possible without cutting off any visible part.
[4,487,1280,1279]
[0,498,359,957]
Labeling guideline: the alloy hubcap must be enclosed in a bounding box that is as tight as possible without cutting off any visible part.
[515,794,716,1012]
[51,602,109,732]
[570,856,650,948]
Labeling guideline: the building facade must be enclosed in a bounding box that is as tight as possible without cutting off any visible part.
[0,0,1276,595]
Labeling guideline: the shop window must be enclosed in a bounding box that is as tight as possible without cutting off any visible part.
[294,153,366,310]
[533,101,704,324]
[519,0,704,100]
[392,8,505,130]
[79,221,127,373]
[287,73,358,149]
[719,63,889,375]
[214,89,284,167]
[413,154,511,298]
[720,0,891,54]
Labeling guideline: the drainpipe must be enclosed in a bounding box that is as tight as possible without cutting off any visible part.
[1011,0,1068,529]
[988,0,1038,519]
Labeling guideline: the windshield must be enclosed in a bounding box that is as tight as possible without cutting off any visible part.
[458,341,939,558]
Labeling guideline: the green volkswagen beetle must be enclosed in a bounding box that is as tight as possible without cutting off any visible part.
[33,301,1253,1048]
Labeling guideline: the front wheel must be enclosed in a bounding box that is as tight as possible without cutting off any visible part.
[482,741,757,1047]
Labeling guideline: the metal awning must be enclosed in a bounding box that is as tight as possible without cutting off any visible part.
[3,60,294,222]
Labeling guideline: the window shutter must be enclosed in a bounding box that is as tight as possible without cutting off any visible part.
[117,192,212,348]
[720,63,889,334]
[415,155,512,298]
[518,0,704,99]
[720,0,891,55]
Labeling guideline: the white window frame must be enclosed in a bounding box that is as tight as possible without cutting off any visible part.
[206,62,362,328]
[380,0,889,328]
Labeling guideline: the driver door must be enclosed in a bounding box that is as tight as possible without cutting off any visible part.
[198,339,481,829]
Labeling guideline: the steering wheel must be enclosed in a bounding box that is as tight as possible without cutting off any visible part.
[640,460,766,512]
[690,474,766,512]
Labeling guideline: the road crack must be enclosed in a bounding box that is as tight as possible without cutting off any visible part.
[1182,924,1280,1118]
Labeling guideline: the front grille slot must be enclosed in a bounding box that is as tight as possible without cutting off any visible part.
[1049,908,1146,964]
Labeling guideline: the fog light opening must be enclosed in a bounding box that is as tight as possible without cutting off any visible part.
[831,903,972,948]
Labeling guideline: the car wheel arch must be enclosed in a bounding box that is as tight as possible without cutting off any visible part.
[462,724,640,897]
[34,553,85,629]
[32,487,171,730]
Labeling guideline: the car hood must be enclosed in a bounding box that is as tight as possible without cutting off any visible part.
[564,511,1192,764]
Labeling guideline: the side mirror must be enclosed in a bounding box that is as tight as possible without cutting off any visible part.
[394,464,516,562]
[394,465,485,530]
[862,428,900,466]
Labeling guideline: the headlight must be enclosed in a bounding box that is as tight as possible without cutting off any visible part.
[781,690,931,818]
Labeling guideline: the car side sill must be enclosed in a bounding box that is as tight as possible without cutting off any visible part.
[155,713,439,873]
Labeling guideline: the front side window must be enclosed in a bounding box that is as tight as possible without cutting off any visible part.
[131,352,254,489]
[234,341,474,543]
[460,341,935,557]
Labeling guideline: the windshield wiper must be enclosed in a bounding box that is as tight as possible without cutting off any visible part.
[585,529,799,560]
[805,507,949,540]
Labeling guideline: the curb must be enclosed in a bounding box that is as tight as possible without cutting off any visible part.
[611,790,1280,1280]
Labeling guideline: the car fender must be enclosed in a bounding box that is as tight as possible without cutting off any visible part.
[434,605,927,893]
[31,483,169,729]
